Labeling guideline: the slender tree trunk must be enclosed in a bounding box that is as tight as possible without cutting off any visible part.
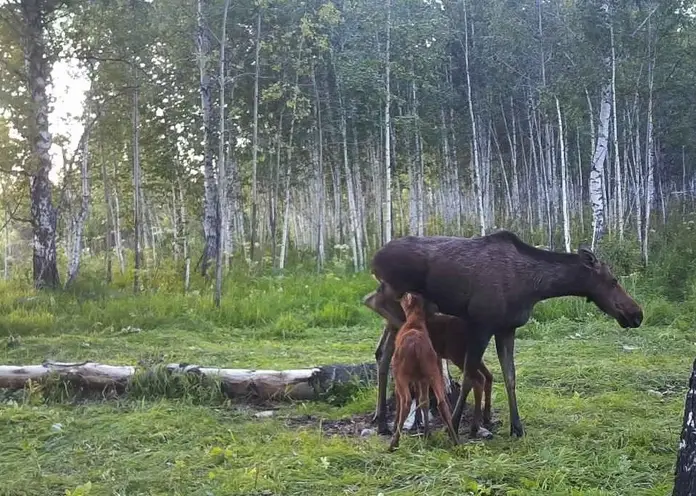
[576,126,584,233]
[383,0,393,244]
[66,123,91,287]
[333,61,360,270]
[311,64,325,270]
[101,153,114,283]
[132,68,142,294]
[3,208,9,281]
[644,65,654,264]
[250,11,262,262]
[112,163,125,275]
[197,0,218,277]
[556,97,571,252]
[21,0,59,289]
[610,21,624,240]
[463,0,484,236]
[214,0,231,308]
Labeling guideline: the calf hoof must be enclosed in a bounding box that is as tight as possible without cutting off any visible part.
[510,421,525,438]
[472,426,493,440]
[387,441,399,452]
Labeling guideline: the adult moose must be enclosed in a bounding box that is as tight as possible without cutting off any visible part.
[365,230,643,437]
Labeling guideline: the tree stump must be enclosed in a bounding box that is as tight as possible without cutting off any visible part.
[673,358,696,496]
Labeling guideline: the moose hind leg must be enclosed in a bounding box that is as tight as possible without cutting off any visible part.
[452,335,489,433]
[495,329,524,437]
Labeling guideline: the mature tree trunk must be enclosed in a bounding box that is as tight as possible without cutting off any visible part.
[673,358,696,496]
[311,64,325,271]
[112,163,125,275]
[250,10,262,262]
[589,84,611,250]
[197,0,218,277]
[21,0,59,289]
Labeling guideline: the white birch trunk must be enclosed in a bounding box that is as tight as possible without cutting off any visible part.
[132,67,142,293]
[556,97,571,252]
[22,1,60,288]
[197,0,218,277]
[66,123,91,287]
[383,0,393,244]
[589,83,611,250]
[610,21,624,240]
[463,0,485,236]
[250,11,262,262]
[214,0,231,308]
[643,50,655,265]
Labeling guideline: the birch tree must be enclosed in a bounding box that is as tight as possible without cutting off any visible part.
[589,83,611,250]
[197,0,218,277]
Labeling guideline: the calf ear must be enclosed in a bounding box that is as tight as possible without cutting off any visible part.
[578,247,599,269]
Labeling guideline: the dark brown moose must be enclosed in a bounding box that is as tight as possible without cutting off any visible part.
[364,230,643,437]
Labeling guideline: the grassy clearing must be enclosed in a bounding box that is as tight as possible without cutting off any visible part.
[0,270,694,495]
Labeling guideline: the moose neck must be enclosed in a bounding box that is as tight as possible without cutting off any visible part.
[527,252,589,302]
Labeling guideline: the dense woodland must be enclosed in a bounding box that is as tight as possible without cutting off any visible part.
[1,0,695,299]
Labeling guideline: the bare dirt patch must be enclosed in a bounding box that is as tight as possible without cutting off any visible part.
[283,405,502,439]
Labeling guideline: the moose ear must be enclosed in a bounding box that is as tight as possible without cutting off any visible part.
[578,247,599,268]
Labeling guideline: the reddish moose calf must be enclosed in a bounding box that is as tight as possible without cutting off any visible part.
[389,292,459,451]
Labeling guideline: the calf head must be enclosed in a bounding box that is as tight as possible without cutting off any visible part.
[400,292,426,317]
[578,248,643,328]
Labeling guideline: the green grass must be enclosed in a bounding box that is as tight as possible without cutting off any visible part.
[0,271,692,495]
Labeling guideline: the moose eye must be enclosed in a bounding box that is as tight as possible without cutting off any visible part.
[611,278,618,287]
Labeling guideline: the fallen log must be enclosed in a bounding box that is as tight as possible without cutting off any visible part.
[673,357,696,496]
[0,361,379,401]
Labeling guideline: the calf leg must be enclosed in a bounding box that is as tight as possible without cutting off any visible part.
[417,381,430,438]
[430,371,459,446]
[388,380,412,451]
[479,362,494,427]
[495,329,524,437]
[372,325,396,434]
[470,370,493,440]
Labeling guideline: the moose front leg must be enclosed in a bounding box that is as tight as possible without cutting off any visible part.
[373,325,397,434]
[495,329,525,437]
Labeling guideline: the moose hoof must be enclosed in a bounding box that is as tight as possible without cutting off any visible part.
[473,426,493,440]
[510,422,525,438]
